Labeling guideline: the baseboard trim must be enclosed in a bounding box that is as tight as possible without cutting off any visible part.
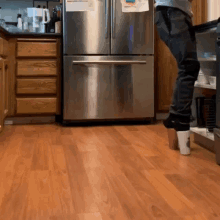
[5,116,56,125]
[5,114,166,125]
[156,113,168,120]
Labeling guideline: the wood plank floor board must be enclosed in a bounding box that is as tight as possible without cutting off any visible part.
[0,123,220,219]
[105,172,153,220]
[23,171,56,220]
[113,126,158,157]
[91,126,121,147]
[142,169,196,217]
[107,162,180,219]
[0,131,23,173]
[85,167,129,220]
[165,173,220,219]
[0,137,35,220]
[104,126,133,146]
[50,144,76,218]
[63,144,100,215]
[49,170,76,220]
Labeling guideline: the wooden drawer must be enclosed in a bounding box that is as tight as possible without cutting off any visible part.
[17,78,57,94]
[17,60,57,76]
[17,42,57,57]
[16,98,57,114]
[0,37,9,57]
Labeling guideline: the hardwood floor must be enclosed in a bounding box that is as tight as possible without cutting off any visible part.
[0,122,220,220]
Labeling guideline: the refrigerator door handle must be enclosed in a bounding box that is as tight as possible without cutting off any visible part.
[72,60,147,64]
[111,0,116,39]
[105,0,109,39]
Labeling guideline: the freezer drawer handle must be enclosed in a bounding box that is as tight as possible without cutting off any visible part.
[72,60,147,64]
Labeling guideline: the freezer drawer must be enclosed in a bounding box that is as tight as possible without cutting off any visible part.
[63,56,114,120]
[63,56,154,120]
[112,56,154,118]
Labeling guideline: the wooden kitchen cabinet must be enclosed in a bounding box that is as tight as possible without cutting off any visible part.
[16,98,57,114]
[17,42,57,57]
[15,38,61,116]
[3,60,9,118]
[16,78,57,94]
[17,60,57,76]
[0,37,9,57]
[0,59,9,133]
[0,60,3,132]
[0,31,62,127]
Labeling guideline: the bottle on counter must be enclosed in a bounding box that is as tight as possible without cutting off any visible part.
[22,9,28,32]
[55,6,61,34]
[17,13,22,30]
[46,8,56,33]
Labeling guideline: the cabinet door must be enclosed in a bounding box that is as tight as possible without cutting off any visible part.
[17,42,57,57]
[0,60,4,133]
[3,60,9,118]
[0,37,9,58]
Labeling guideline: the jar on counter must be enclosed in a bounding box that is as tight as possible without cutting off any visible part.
[23,16,28,32]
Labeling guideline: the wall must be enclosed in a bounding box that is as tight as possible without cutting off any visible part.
[207,0,220,21]
[0,0,59,22]
[0,0,33,22]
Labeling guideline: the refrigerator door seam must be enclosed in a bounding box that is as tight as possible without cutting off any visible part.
[105,0,109,39]
[112,0,116,39]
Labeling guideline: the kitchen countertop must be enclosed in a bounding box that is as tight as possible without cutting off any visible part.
[1,19,218,38]
[1,18,218,37]
[0,26,62,38]
[193,19,218,33]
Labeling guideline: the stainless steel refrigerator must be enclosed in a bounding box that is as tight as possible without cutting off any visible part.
[62,0,154,123]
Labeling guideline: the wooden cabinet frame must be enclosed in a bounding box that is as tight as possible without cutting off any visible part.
[0,59,9,132]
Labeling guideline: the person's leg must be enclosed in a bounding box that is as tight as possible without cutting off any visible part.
[167,7,200,126]
[165,7,200,154]
[154,6,171,47]
[155,6,200,154]
[154,7,179,150]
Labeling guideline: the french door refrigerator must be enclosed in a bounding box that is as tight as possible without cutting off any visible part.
[62,0,154,123]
